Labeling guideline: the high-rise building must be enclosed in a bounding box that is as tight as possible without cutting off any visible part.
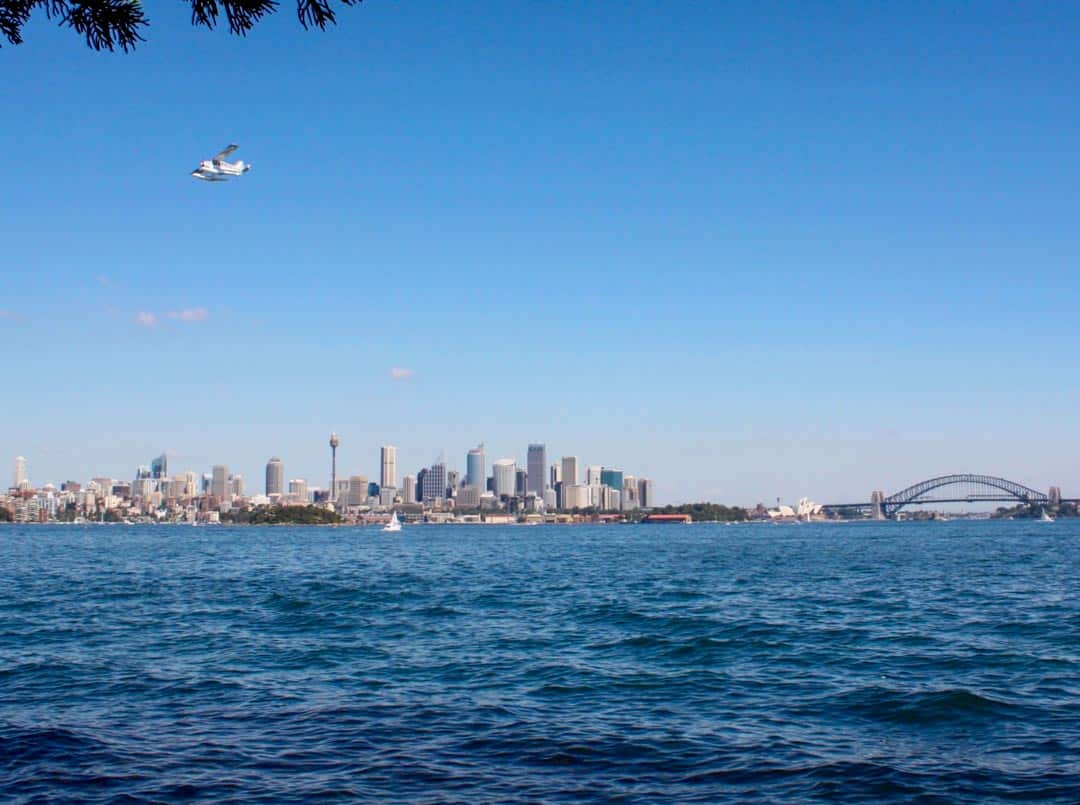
[289,479,309,500]
[492,459,516,498]
[348,475,369,506]
[265,457,285,496]
[151,453,167,480]
[561,456,579,487]
[638,478,654,508]
[422,462,447,502]
[601,468,624,492]
[380,445,397,489]
[586,465,603,487]
[516,468,529,497]
[466,444,485,489]
[230,475,244,498]
[402,474,417,503]
[447,470,460,497]
[457,485,481,509]
[564,484,590,510]
[550,463,562,487]
[211,465,229,500]
[415,468,427,502]
[13,456,26,489]
[527,444,546,496]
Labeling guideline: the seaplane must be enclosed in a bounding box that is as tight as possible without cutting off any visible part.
[191,144,251,182]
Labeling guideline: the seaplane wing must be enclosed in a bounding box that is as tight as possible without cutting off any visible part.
[212,144,239,163]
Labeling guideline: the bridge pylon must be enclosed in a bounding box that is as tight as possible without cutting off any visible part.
[870,490,886,520]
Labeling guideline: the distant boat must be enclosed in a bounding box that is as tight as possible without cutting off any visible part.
[1040,509,1055,523]
[383,511,402,532]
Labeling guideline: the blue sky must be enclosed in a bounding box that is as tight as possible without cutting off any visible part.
[3,1,1079,504]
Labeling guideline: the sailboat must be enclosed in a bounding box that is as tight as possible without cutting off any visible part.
[1040,508,1055,523]
[383,511,402,532]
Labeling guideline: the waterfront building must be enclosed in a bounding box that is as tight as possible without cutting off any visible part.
[586,465,603,487]
[466,444,485,489]
[348,475,369,506]
[492,459,516,498]
[265,457,285,496]
[230,475,244,498]
[515,468,528,497]
[402,474,417,503]
[415,468,428,502]
[561,456,579,487]
[13,456,26,489]
[379,486,397,506]
[288,478,309,501]
[527,444,546,496]
[380,445,397,489]
[543,487,557,510]
[151,453,167,480]
[211,465,229,500]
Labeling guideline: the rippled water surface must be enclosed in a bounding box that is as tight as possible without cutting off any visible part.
[1,521,1077,802]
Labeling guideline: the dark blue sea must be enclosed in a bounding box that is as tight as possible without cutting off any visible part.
[1,521,1077,803]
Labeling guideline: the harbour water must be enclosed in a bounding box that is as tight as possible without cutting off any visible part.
[1,521,1077,802]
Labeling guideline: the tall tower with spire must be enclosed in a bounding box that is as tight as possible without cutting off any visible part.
[329,432,340,502]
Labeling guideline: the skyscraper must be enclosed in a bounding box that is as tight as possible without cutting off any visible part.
[151,453,167,480]
[380,445,398,489]
[492,459,516,498]
[422,462,447,502]
[561,456,579,487]
[527,443,546,496]
[601,468,624,492]
[329,432,340,502]
[586,465,603,487]
[550,463,562,487]
[289,479,309,500]
[638,478,654,508]
[230,474,244,498]
[13,456,26,489]
[211,465,229,500]
[265,457,285,496]
[348,475,369,506]
[466,444,485,489]
[402,474,417,503]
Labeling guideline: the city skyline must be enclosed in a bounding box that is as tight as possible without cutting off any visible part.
[4,3,1080,503]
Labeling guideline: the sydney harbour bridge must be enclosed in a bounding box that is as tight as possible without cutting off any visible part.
[823,474,1076,519]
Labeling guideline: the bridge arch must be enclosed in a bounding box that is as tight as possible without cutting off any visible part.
[883,474,1048,516]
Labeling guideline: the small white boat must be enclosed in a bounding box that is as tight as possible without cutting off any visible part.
[1040,509,1055,523]
[383,511,402,532]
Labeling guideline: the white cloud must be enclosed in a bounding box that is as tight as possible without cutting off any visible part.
[167,307,209,322]
[135,311,157,327]
[389,367,415,379]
